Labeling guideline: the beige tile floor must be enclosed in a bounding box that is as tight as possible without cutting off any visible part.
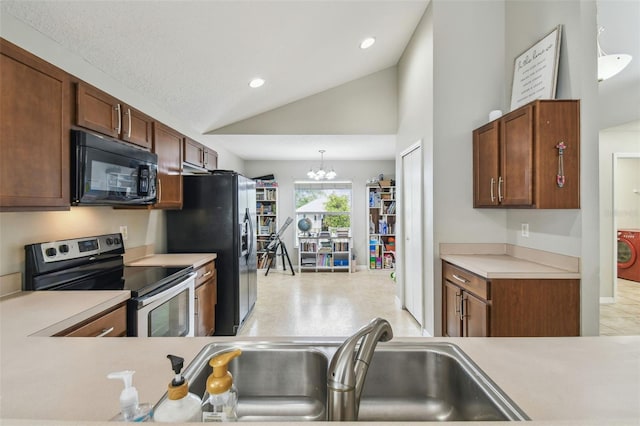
[600,278,640,336]
[238,269,423,337]
[239,270,640,337]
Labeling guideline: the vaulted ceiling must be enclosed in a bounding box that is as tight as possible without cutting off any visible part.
[1,1,637,161]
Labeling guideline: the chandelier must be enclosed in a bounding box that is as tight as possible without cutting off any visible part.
[307,149,337,180]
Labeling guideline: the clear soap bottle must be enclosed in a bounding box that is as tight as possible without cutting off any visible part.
[201,348,242,422]
[107,370,152,422]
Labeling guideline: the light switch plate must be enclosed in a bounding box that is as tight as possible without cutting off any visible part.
[521,223,529,237]
[119,225,128,240]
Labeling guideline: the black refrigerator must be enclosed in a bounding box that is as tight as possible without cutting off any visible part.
[166,172,257,335]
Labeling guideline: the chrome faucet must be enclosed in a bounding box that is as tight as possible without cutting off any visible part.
[327,317,393,421]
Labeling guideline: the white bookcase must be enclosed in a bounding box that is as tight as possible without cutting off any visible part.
[298,233,352,273]
[367,183,396,270]
[256,185,278,269]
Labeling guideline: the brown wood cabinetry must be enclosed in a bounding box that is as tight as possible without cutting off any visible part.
[1,39,71,211]
[473,99,580,209]
[76,83,153,149]
[194,261,217,336]
[153,122,183,209]
[442,261,580,337]
[184,137,218,171]
[56,303,127,337]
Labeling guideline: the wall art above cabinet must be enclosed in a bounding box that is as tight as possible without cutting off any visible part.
[473,99,580,209]
[76,82,153,150]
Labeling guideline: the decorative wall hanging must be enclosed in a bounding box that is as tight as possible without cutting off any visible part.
[510,25,562,111]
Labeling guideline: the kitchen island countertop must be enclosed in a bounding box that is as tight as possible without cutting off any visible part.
[1,289,638,425]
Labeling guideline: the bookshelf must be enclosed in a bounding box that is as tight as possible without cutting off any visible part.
[298,231,351,273]
[256,185,278,269]
[367,182,396,270]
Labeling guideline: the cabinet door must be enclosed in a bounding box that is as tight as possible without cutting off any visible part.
[473,121,500,207]
[122,105,153,149]
[203,147,218,171]
[153,122,183,209]
[58,304,127,337]
[195,280,216,336]
[184,138,204,167]
[463,292,489,337]
[500,105,533,206]
[76,83,120,139]
[443,281,462,337]
[1,40,70,210]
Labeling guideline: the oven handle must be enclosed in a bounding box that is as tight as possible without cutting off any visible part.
[136,272,196,308]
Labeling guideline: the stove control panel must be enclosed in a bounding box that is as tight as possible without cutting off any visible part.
[39,233,124,262]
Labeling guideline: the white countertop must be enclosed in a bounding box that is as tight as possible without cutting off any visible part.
[125,253,216,268]
[1,288,639,424]
[441,254,581,279]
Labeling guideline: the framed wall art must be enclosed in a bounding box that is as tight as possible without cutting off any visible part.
[510,25,562,111]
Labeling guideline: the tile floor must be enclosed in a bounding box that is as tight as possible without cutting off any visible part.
[600,278,640,336]
[238,269,423,337]
[238,270,640,337]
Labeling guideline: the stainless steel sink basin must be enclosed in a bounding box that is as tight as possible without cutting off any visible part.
[184,343,328,422]
[168,341,528,422]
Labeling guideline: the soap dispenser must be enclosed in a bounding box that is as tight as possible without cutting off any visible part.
[201,348,242,422]
[107,370,152,422]
[153,354,202,423]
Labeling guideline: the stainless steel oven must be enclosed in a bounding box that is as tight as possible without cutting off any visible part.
[125,266,195,337]
[24,233,196,337]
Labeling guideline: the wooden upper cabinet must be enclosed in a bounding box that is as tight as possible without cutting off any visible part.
[203,147,218,171]
[1,39,70,211]
[472,99,580,209]
[473,121,500,207]
[76,82,153,150]
[153,122,183,209]
[184,137,204,168]
[500,105,534,206]
[121,105,153,149]
[184,138,218,172]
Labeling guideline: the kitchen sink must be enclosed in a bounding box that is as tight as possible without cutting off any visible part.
[167,341,528,422]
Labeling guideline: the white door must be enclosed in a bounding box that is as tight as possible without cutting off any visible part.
[402,143,423,326]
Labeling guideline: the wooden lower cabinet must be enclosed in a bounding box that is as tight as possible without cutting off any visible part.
[194,261,217,336]
[442,261,580,337]
[56,303,127,337]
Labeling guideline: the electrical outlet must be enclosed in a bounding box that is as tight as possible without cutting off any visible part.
[119,225,128,241]
[521,223,529,237]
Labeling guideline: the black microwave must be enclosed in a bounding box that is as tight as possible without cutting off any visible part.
[71,130,158,206]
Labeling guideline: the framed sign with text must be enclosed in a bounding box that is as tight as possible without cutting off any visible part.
[510,25,562,111]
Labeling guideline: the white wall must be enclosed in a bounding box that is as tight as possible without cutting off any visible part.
[244,160,395,268]
[211,67,398,135]
[397,0,506,336]
[599,120,640,298]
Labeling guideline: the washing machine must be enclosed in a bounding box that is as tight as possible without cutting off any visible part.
[618,229,640,282]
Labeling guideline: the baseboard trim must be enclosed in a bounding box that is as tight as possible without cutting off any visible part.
[600,297,615,304]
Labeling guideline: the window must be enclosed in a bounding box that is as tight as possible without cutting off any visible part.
[294,181,352,245]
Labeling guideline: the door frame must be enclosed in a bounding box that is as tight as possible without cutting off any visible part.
[399,140,424,329]
[611,152,640,302]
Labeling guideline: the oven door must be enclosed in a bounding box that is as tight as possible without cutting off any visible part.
[71,129,157,205]
[133,273,195,337]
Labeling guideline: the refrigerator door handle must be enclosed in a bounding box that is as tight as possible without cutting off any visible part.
[246,207,254,263]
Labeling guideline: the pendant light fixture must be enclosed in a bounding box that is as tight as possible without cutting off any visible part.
[307,150,336,180]
[597,26,632,82]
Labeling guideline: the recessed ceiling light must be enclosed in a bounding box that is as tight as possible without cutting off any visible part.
[360,37,376,49]
[249,78,265,88]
